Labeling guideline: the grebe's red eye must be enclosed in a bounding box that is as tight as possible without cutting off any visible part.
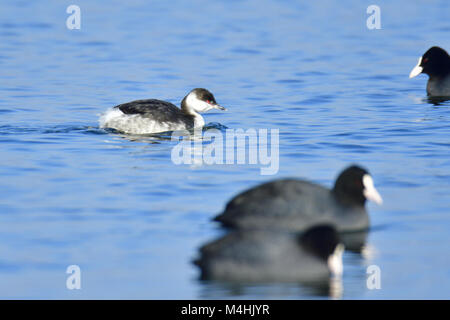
[423,58,429,63]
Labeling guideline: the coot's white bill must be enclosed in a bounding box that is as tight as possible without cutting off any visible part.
[409,57,423,78]
[327,243,345,277]
[362,174,383,205]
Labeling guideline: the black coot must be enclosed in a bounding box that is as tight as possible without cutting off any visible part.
[409,46,450,98]
[214,165,382,233]
[195,225,344,282]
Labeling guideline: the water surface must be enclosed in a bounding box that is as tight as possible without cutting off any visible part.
[0,0,449,299]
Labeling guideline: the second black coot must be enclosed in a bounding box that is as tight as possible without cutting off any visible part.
[214,165,382,233]
[195,225,344,282]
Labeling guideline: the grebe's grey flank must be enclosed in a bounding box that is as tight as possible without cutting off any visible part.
[99,88,226,134]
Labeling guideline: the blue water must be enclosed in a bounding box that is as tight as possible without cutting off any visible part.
[0,0,449,299]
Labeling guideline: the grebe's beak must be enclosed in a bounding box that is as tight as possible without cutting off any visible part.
[212,103,227,111]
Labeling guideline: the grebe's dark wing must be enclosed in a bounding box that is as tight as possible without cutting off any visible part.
[115,99,188,122]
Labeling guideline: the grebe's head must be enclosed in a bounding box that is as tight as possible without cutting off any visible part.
[410,46,450,79]
[181,88,226,114]
[332,165,383,207]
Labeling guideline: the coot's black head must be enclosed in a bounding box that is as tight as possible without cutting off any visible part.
[298,225,344,276]
[332,165,383,207]
[410,46,450,79]
[181,88,226,114]
[299,225,340,260]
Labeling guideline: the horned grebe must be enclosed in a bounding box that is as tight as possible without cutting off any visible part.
[214,165,383,232]
[409,46,450,97]
[99,88,226,134]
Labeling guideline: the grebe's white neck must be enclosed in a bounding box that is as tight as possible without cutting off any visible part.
[181,91,213,128]
[191,112,205,127]
[180,89,226,127]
